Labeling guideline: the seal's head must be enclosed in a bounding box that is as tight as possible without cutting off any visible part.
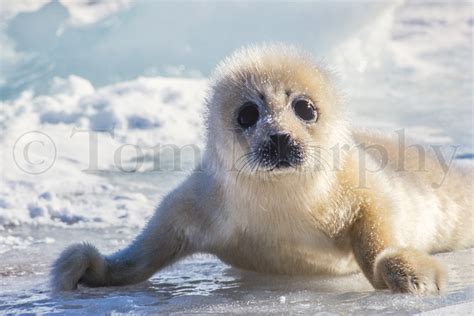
[206,44,349,179]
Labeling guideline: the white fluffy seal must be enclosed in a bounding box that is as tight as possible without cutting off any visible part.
[51,44,473,294]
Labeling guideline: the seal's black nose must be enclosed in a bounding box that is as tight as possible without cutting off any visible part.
[259,133,303,169]
[269,133,292,159]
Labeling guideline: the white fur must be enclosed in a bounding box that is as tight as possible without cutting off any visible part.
[51,44,472,292]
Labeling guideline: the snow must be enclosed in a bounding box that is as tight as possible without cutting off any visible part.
[1,75,207,228]
[0,0,472,313]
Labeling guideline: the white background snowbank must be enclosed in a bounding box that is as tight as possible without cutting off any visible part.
[1,75,207,228]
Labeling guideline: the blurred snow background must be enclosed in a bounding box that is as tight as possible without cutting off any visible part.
[0,0,472,313]
[0,0,387,98]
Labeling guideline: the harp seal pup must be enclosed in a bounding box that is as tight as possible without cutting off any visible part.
[51,44,473,294]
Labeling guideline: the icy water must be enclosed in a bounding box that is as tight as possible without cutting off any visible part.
[1,0,473,314]
[1,227,473,314]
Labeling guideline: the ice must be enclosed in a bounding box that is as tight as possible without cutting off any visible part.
[0,227,473,313]
[0,0,131,24]
[0,0,391,100]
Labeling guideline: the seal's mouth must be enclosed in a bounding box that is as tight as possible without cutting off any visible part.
[275,160,291,168]
[269,160,294,171]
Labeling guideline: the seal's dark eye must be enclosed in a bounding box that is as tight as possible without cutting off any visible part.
[237,102,259,128]
[293,99,317,122]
